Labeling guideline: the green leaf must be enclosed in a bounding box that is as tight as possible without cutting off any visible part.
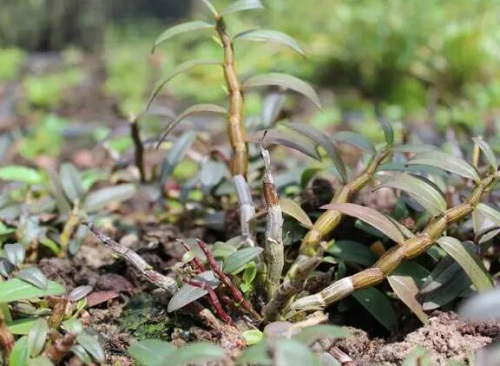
[199,0,219,16]
[237,339,271,365]
[77,332,105,363]
[293,325,351,345]
[473,137,497,170]
[157,104,227,148]
[244,73,321,108]
[234,29,304,56]
[128,339,175,366]
[153,21,214,52]
[0,278,65,303]
[279,198,313,229]
[10,336,29,366]
[167,342,226,365]
[378,118,394,147]
[250,128,321,161]
[332,131,375,155]
[328,240,378,267]
[84,183,136,212]
[4,243,25,266]
[402,347,433,366]
[407,151,480,182]
[376,173,447,216]
[15,268,48,290]
[70,344,92,364]
[147,59,221,110]
[160,131,197,185]
[7,319,37,335]
[168,271,219,312]
[393,144,437,153]
[436,237,493,292]
[28,356,54,366]
[221,0,264,15]
[275,338,321,366]
[62,319,84,334]
[388,275,428,324]
[59,163,85,202]
[28,318,48,357]
[475,203,500,227]
[200,160,226,191]
[353,287,397,332]
[223,247,263,274]
[0,165,42,185]
[242,330,264,345]
[285,122,347,183]
[321,203,405,243]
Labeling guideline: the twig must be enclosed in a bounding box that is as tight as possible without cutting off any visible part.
[129,115,146,182]
[44,332,76,363]
[83,220,178,295]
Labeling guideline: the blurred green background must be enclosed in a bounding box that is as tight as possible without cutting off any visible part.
[1,0,499,142]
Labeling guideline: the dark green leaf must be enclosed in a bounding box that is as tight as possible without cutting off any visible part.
[0,278,65,302]
[328,240,378,267]
[28,318,48,357]
[407,151,480,182]
[437,237,493,292]
[352,287,397,332]
[84,183,136,212]
[388,275,428,324]
[285,122,347,183]
[221,0,264,15]
[0,258,14,278]
[168,271,219,312]
[77,332,105,363]
[244,73,321,108]
[147,59,221,110]
[321,203,405,243]
[59,163,85,202]
[393,261,430,288]
[250,128,321,160]
[332,131,375,155]
[128,339,175,366]
[157,104,227,148]
[223,247,263,274]
[16,267,48,290]
[0,165,42,185]
[473,137,497,170]
[279,198,313,229]
[293,325,351,345]
[153,21,214,52]
[234,29,304,56]
[376,173,447,216]
[10,336,29,366]
[4,243,25,266]
[275,338,321,366]
[167,342,226,366]
[160,131,197,184]
[378,118,394,147]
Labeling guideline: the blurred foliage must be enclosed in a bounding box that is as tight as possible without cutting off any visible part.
[0,49,25,82]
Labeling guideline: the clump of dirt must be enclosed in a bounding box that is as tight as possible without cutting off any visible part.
[333,311,498,365]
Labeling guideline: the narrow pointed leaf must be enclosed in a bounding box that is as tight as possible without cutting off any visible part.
[378,118,394,147]
[249,129,321,160]
[10,336,29,366]
[285,122,347,183]
[84,184,136,212]
[353,287,397,332]
[199,0,219,16]
[153,21,214,52]
[0,278,65,303]
[157,104,227,147]
[407,151,480,182]
[47,170,71,214]
[221,0,264,15]
[16,267,48,289]
[4,243,25,266]
[77,332,105,363]
[28,318,48,357]
[279,198,313,228]
[234,29,304,56]
[168,343,226,365]
[128,339,174,366]
[147,59,221,110]
[223,247,263,274]
[160,131,197,184]
[473,137,497,170]
[0,165,42,185]
[332,131,375,154]
[388,275,428,324]
[59,163,84,202]
[244,73,321,108]
[437,236,493,291]
[476,203,500,227]
[168,271,219,312]
[321,203,405,243]
[376,173,447,216]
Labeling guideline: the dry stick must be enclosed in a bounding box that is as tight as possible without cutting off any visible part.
[0,309,15,362]
[264,148,392,321]
[83,221,178,295]
[215,16,248,177]
[261,147,284,299]
[184,278,234,326]
[129,116,146,183]
[43,332,76,363]
[197,239,261,320]
[234,175,256,246]
[290,172,497,312]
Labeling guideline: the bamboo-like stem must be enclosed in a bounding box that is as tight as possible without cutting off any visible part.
[264,148,392,321]
[290,172,497,312]
[83,220,178,295]
[215,16,248,177]
[261,147,284,299]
